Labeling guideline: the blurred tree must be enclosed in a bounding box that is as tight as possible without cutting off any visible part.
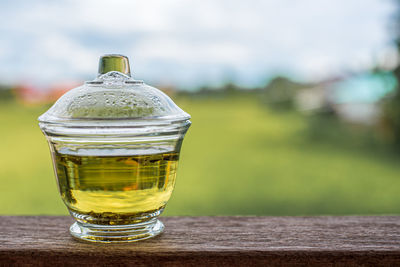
[262,76,308,110]
[382,1,400,148]
[383,74,400,148]
[221,82,239,94]
[0,85,15,102]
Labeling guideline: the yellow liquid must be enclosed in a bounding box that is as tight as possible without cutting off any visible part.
[54,151,178,224]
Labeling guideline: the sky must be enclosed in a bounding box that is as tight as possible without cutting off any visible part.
[0,0,397,89]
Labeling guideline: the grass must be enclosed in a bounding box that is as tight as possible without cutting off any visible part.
[1,95,400,216]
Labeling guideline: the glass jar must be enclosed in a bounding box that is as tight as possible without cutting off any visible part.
[38,54,191,243]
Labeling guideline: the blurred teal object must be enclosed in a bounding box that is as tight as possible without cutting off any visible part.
[332,71,397,104]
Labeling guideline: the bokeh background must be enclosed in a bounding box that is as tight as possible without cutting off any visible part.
[1,0,400,215]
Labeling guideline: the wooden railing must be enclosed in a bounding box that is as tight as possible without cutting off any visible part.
[1,216,400,265]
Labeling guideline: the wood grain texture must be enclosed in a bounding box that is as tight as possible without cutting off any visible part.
[1,216,400,266]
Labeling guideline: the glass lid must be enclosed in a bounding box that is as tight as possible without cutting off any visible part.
[38,54,190,128]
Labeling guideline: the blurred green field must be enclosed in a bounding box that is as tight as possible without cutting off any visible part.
[1,95,400,215]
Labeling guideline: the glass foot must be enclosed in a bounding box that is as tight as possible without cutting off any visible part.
[69,219,164,243]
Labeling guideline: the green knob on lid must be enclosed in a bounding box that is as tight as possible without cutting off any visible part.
[98,54,131,76]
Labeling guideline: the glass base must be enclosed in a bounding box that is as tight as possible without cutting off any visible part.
[69,218,164,243]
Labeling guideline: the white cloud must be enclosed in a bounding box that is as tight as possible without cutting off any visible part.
[0,0,396,87]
